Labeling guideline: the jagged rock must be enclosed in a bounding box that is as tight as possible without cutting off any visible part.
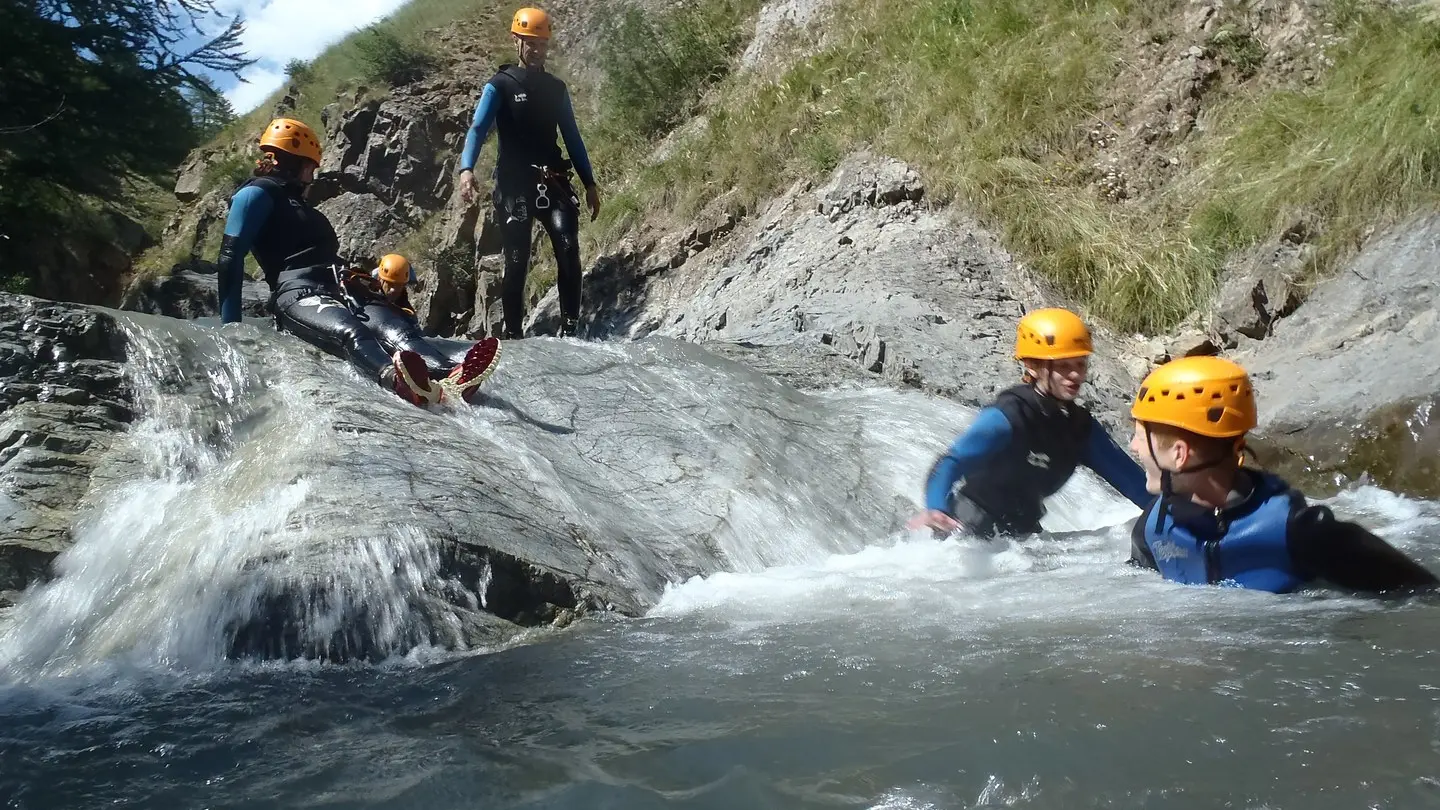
[0,295,133,593]
[740,0,838,74]
[122,269,271,321]
[1239,211,1440,497]
[1211,238,1306,342]
[173,148,218,203]
[314,192,411,265]
[466,256,507,338]
[816,151,925,217]
[316,88,475,224]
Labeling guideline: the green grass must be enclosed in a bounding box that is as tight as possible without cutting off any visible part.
[588,0,1440,334]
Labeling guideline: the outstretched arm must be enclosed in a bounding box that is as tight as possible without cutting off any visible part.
[459,83,500,173]
[922,407,1014,512]
[557,89,596,189]
[1288,505,1440,593]
[1081,426,1153,509]
[215,185,274,324]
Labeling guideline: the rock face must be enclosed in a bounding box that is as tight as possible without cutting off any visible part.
[531,152,1141,433]
[0,293,956,664]
[122,269,271,321]
[0,295,134,596]
[1237,212,1440,497]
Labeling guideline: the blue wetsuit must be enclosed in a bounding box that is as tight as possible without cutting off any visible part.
[922,384,1151,536]
[1130,469,1438,594]
[458,64,594,338]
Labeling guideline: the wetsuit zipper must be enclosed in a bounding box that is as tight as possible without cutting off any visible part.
[1204,507,1228,584]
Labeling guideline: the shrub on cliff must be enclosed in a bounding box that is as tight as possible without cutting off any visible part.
[596,0,761,140]
[354,25,437,87]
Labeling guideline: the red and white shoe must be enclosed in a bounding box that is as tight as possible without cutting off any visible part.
[390,349,443,407]
[442,337,501,405]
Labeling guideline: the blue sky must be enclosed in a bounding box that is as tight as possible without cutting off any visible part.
[199,0,412,114]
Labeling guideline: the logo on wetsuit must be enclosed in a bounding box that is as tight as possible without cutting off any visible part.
[513,92,528,102]
[1027,451,1050,469]
[1149,539,1190,562]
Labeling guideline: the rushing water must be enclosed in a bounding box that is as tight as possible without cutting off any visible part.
[1,316,1438,809]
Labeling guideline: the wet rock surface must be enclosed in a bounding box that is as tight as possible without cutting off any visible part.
[1238,212,1440,497]
[0,295,134,592]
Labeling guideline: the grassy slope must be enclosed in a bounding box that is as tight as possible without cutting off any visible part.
[590,0,1440,334]
[170,0,1440,336]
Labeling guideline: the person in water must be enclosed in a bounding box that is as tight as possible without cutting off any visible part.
[336,253,501,395]
[217,118,495,407]
[1127,355,1438,594]
[456,6,601,339]
[909,308,1153,538]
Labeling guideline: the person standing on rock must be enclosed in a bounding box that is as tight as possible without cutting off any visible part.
[908,308,1152,538]
[1126,355,1438,594]
[457,6,601,339]
[217,117,497,407]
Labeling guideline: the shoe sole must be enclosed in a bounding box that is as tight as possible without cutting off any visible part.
[443,337,501,404]
[393,350,442,406]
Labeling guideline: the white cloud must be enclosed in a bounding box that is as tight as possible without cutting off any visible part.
[214,0,412,114]
[224,66,287,114]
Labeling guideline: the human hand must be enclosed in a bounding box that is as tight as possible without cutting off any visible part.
[459,170,480,206]
[585,184,601,221]
[905,510,962,533]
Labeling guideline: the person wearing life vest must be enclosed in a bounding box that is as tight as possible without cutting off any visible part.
[335,253,501,403]
[456,6,600,340]
[1127,355,1438,594]
[908,308,1153,538]
[216,118,496,407]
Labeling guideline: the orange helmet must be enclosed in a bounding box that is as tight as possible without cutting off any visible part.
[259,118,322,165]
[1014,308,1093,361]
[375,254,413,286]
[511,7,552,39]
[1131,355,1257,438]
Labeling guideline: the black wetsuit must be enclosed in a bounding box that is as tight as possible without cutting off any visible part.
[338,270,456,378]
[459,64,596,338]
[217,176,417,382]
[922,385,1152,537]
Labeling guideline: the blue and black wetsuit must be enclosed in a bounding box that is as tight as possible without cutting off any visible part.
[1130,469,1438,594]
[923,384,1152,537]
[216,176,449,379]
[459,63,596,338]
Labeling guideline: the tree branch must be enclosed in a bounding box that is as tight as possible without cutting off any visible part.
[0,96,68,136]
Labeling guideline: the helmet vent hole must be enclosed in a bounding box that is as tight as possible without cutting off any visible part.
[1206,407,1225,423]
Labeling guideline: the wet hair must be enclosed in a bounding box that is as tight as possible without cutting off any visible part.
[254,147,310,180]
[1143,422,1247,469]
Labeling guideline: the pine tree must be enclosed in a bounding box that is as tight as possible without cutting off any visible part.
[0,0,255,202]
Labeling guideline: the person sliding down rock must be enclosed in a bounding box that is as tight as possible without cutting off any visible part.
[336,253,500,405]
[457,6,601,340]
[908,308,1153,539]
[1126,355,1438,594]
[216,118,497,408]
